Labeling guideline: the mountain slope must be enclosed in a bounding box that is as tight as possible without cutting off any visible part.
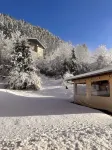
[0,13,63,53]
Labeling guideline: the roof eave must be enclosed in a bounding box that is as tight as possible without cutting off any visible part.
[65,66,112,81]
[28,38,46,49]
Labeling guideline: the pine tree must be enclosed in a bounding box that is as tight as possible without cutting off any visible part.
[71,48,76,60]
[11,40,33,72]
[63,58,68,73]
[66,48,79,75]
[8,39,41,90]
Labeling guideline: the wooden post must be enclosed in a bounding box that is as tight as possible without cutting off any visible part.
[74,83,77,102]
[86,79,91,100]
[109,78,112,99]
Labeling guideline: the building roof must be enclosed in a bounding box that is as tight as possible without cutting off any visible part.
[65,66,112,81]
[28,38,46,49]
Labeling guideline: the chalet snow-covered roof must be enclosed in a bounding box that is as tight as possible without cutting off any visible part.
[28,38,46,49]
[65,66,112,81]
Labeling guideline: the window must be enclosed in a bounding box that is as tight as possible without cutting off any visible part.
[91,80,110,97]
[76,83,86,95]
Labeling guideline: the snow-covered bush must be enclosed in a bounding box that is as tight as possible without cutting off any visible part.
[8,71,41,90]
[8,39,41,90]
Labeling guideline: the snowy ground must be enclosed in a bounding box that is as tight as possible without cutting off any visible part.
[0,77,112,150]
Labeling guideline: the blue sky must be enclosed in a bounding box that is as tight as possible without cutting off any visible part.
[0,0,112,50]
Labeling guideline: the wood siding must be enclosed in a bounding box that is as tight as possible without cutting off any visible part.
[73,73,112,112]
[29,43,44,58]
[37,46,44,58]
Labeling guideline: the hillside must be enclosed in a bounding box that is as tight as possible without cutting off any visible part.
[1,13,110,78]
[0,13,63,53]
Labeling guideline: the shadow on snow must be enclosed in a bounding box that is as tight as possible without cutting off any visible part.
[0,91,101,117]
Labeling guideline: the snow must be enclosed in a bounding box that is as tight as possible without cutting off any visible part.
[65,65,112,81]
[0,76,112,149]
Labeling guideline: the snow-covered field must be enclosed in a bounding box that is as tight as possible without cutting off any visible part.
[0,77,112,150]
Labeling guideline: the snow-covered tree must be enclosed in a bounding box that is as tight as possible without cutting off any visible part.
[0,31,24,62]
[37,42,92,77]
[66,48,78,74]
[75,44,90,63]
[37,42,74,77]
[8,39,41,90]
[0,31,13,76]
[0,31,5,65]
[91,45,112,70]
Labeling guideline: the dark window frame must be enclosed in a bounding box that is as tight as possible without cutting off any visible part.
[76,83,87,96]
[91,80,110,97]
